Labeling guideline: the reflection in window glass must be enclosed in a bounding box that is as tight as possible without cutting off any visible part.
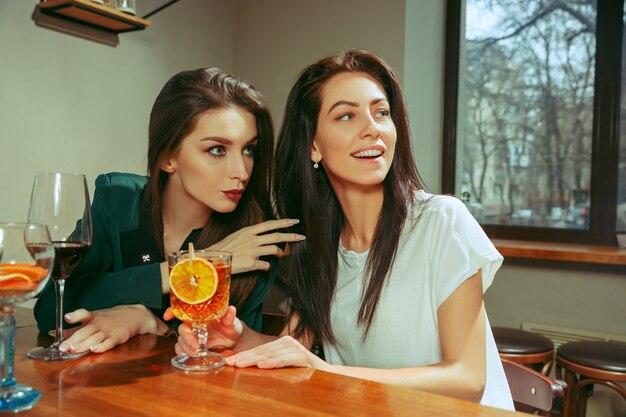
[618,6,626,232]
[458,1,596,229]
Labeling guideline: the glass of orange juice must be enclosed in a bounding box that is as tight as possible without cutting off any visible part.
[168,247,231,372]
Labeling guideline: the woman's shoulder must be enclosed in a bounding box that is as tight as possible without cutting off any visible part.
[95,172,147,192]
[410,190,469,220]
[93,173,147,220]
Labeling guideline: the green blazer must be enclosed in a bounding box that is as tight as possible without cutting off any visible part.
[34,172,275,334]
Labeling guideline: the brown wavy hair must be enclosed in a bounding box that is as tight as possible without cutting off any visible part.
[274,50,426,344]
[145,68,274,311]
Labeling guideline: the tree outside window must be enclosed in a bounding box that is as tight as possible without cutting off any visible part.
[443,0,625,245]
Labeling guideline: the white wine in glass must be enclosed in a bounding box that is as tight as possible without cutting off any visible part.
[27,173,93,361]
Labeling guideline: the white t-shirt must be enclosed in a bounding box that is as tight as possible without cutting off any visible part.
[323,191,514,410]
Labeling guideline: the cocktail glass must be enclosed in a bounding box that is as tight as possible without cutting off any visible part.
[168,249,231,372]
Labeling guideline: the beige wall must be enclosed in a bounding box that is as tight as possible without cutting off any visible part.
[486,261,626,336]
[0,0,234,221]
[232,0,406,128]
[403,0,445,191]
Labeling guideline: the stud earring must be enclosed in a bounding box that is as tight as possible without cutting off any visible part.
[313,161,319,169]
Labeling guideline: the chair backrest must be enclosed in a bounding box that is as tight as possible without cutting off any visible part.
[502,358,566,416]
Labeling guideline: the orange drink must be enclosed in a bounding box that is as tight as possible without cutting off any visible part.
[168,248,231,372]
[0,263,49,298]
[170,263,231,322]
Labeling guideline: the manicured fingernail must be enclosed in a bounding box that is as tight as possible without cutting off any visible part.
[59,343,69,352]
[70,344,80,351]
[225,356,235,365]
[296,234,306,240]
[287,219,300,225]
[48,330,56,337]
[64,313,73,321]
[89,345,100,352]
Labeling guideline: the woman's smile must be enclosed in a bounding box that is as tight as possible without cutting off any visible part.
[350,144,386,161]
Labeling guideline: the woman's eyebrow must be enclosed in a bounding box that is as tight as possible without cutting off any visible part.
[327,100,358,114]
[199,137,232,144]
[327,97,388,114]
[200,136,258,145]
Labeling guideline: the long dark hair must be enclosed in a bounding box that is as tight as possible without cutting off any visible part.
[145,68,274,311]
[274,50,426,344]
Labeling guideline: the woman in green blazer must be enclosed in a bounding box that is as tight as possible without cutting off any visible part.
[34,68,303,354]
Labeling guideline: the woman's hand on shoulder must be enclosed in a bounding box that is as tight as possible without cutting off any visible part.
[58,304,163,354]
[172,306,244,356]
[225,336,328,370]
[209,219,305,275]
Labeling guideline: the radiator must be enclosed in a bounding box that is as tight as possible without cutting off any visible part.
[521,322,626,349]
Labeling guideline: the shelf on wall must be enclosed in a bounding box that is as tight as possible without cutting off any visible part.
[37,0,150,33]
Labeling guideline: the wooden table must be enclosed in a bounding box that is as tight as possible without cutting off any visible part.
[11,310,524,416]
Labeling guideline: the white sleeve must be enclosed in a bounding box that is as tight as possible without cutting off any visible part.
[423,195,503,308]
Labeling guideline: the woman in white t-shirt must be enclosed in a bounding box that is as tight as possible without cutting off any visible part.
[173,50,514,410]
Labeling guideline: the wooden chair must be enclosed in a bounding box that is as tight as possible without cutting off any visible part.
[556,341,626,417]
[503,358,567,416]
[493,326,555,375]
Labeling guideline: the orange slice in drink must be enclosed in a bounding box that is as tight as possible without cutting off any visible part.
[0,263,47,290]
[169,258,218,305]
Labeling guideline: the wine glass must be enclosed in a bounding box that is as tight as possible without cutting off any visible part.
[26,173,92,361]
[168,249,231,371]
[0,223,54,412]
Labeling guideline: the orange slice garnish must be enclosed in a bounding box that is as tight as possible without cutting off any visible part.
[0,264,47,281]
[0,263,47,290]
[169,258,218,305]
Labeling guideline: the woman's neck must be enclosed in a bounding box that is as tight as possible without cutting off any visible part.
[162,183,211,254]
[332,183,384,254]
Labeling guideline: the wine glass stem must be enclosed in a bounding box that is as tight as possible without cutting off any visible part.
[0,305,16,388]
[53,278,67,348]
[192,322,208,357]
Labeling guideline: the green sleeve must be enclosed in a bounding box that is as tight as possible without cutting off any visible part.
[33,173,163,334]
[33,266,163,334]
[237,259,278,332]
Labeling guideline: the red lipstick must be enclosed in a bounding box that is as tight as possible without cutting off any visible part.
[223,189,243,203]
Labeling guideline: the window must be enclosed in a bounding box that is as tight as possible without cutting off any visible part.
[443,0,624,245]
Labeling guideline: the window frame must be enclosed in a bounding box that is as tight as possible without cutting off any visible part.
[442,0,624,245]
